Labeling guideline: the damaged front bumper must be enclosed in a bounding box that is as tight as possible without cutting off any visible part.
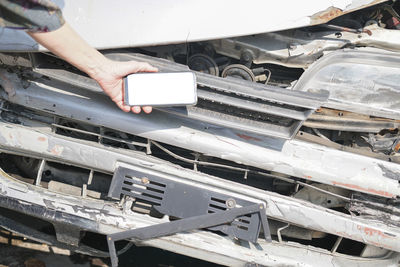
[0,120,400,266]
[1,47,400,265]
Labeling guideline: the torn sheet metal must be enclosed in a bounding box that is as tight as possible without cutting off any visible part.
[304,108,400,133]
[209,25,400,68]
[0,121,400,254]
[348,193,400,228]
[1,74,399,198]
[294,48,400,120]
[0,0,388,52]
[0,195,399,267]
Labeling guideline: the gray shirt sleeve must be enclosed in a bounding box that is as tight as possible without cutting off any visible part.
[0,0,65,32]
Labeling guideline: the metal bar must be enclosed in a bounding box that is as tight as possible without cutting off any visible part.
[82,169,94,198]
[145,139,152,155]
[295,181,351,202]
[35,159,46,186]
[107,237,118,267]
[331,236,343,253]
[110,204,264,241]
[107,203,269,267]
[277,224,290,243]
[88,169,94,185]
[322,24,362,34]
[151,141,248,172]
[82,184,87,198]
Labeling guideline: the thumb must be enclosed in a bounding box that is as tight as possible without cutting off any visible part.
[136,61,158,73]
[119,61,158,76]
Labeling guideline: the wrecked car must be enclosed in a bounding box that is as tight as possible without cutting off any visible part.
[1,0,400,266]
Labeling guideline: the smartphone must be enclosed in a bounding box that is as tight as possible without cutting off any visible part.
[124,72,197,106]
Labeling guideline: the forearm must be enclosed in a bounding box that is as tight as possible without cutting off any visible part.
[28,23,108,80]
[27,21,157,114]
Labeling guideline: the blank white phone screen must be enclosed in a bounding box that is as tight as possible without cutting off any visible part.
[125,72,197,106]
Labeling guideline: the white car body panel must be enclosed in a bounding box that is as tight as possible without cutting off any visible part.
[0,0,388,51]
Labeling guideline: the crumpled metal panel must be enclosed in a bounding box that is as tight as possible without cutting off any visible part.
[0,123,400,259]
[0,193,399,267]
[0,72,399,198]
[29,52,328,140]
[0,0,388,52]
[209,25,400,68]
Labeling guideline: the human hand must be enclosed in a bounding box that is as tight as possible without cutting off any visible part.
[93,59,158,113]
[28,23,158,113]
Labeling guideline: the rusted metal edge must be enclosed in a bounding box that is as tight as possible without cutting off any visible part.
[310,0,388,25]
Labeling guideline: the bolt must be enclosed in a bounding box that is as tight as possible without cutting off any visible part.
[241,50,254,63]
[226,198,236,208]
[288,43,298,50]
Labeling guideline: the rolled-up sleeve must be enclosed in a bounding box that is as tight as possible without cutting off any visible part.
[0,0,65,32]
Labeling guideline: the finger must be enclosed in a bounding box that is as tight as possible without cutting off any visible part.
[142,106,152,114]
[126,61,158,74]
[131,106,141,114]
[116,100,131,112]
[114,61,158,78]
[136,62,158,73]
